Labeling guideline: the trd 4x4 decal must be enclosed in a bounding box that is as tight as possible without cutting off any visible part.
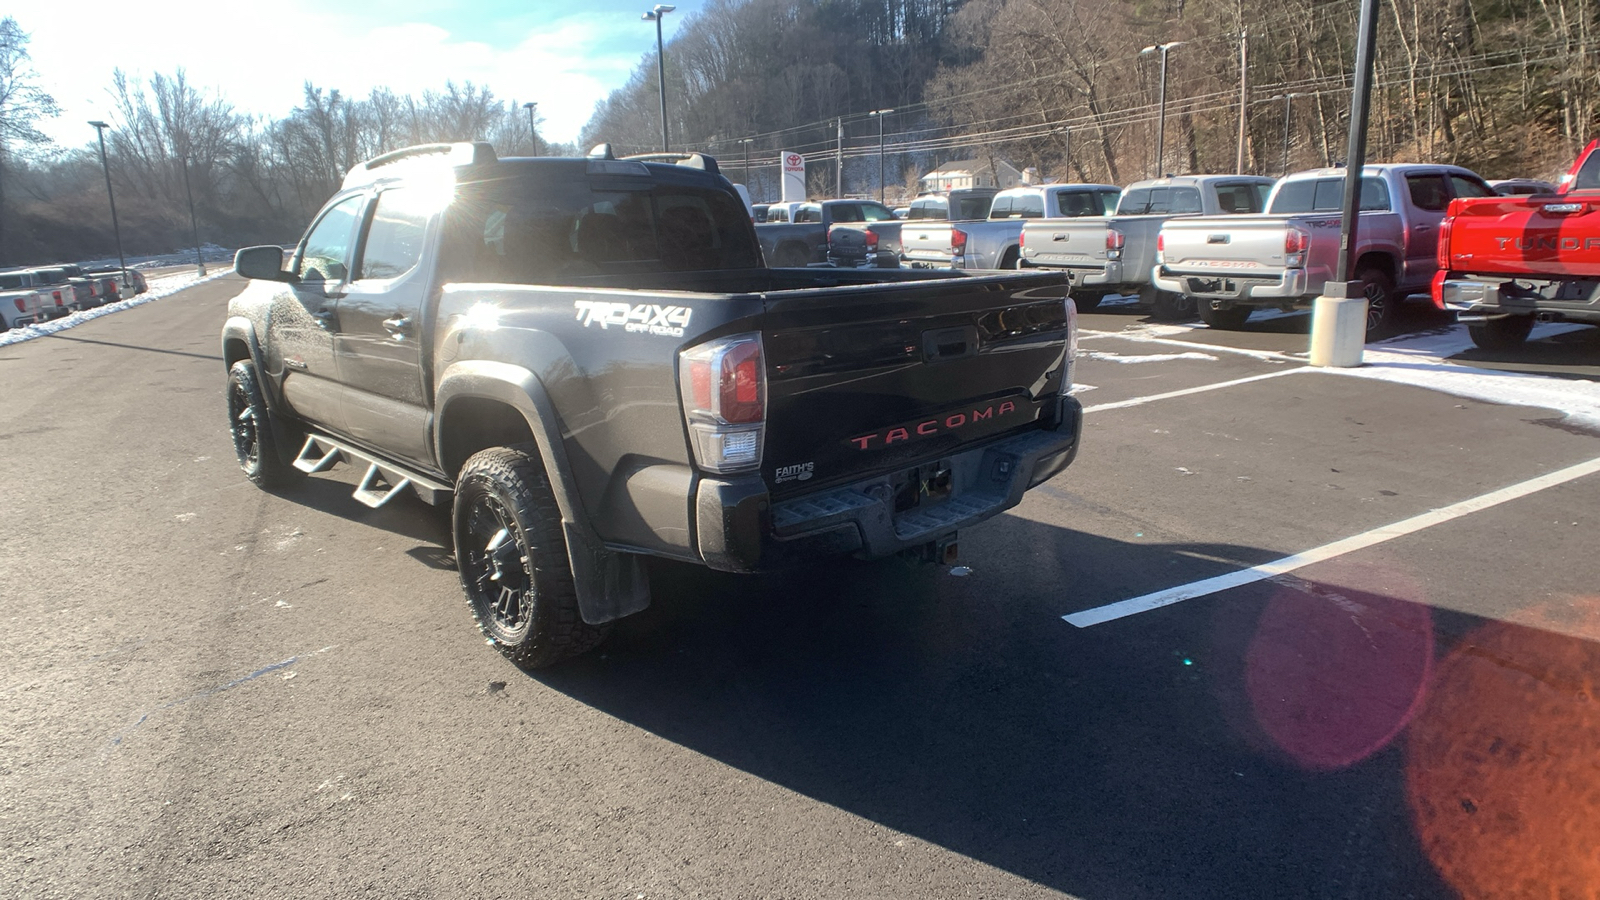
[573,300,692,337]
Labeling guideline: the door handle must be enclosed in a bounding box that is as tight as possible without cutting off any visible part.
[382,316,411,335]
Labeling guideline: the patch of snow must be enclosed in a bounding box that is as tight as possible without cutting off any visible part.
[1083,349,1218,364]
[1326,323,1600,431]
[0,269,233,348]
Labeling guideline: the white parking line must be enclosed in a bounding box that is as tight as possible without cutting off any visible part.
[1082,368,1311,414]
[1079,328,1303,363]
[1063,453,1600,628]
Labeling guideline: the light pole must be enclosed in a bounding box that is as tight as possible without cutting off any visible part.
[88,121,128,291]
[737,137,753,186]
[181,155,205,277]
[642,4,676,152]
[870,108,894,203]
[1280,92,1308,175]
[1139,41,1185,178]
[522,101,540,156]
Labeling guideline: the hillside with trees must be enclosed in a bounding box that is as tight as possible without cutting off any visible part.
[1,0,1596,264]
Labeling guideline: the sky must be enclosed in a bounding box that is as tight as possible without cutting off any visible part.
[20,0,697,152]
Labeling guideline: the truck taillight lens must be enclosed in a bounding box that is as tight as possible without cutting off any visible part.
[1106,229,1125,260]
[1436,216,1454,269]
[951,229,968,253]
[678,333,765,474]
[1285,226,1310,268]
[14,298,25,312]
[863,229,879,250]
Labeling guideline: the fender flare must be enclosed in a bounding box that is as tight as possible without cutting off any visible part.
[435,360,650,625]
[220,316,301,462]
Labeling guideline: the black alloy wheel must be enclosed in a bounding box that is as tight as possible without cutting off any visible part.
[453,447,608,670]
[227,360,298,488]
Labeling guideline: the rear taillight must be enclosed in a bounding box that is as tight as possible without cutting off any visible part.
[863,229,879,251]
[53,290,65,306]
[951,229,968,253]
[1106,229,1125,260]
[678,333,765,474]
[1285,226,1310,268]
[1018,228,1026,250]
[1436,215,1454,269]
[14,298,24,313]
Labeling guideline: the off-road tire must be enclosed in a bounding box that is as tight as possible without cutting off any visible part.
[1358,266,1399,338]
[454,447,610,670]
[227,360,300,489]
[1197,300,1253,330]
[1073,292,1104,313]
[1144,287,1197,321]
[1468,315,1535,350]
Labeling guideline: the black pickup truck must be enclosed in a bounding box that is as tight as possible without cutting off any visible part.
[755,198,904,268]
[223,142,1083,668]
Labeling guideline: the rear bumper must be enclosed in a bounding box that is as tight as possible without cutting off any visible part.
[1152,265,1312,304]
[695,396,1083,573]
[827,250,901,269]
[1021,260,1121,288]
[1438,275,1600,324]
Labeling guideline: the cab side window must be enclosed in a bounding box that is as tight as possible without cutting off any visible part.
[1014,194,1045,218]
[861,203,895,222]
[1406,173,1451,211]
[356,188,430,281]
[297,195,366,283]
[1449,174,1495,200]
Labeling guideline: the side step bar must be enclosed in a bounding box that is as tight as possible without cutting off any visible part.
[292,434,453,508]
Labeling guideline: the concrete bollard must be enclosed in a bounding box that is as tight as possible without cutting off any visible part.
[1309,280,1367,368]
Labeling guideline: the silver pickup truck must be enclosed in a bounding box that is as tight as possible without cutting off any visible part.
[1153,164,1496,333]
[1019,175,1274,318]
[903,184,1120,271]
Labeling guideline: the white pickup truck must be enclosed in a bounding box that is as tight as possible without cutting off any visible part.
[0,272,46,331]
[1152,164,1496,333]
[903,183,1120,271]
[1018,175,1275,318]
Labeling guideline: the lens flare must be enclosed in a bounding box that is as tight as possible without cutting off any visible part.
[1406,600,1600,899]
[1243,577,1435,770]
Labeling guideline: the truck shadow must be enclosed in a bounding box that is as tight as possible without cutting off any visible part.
[526,509,1524,898]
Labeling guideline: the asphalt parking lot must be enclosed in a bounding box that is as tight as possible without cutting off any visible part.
[4,278,1599,899]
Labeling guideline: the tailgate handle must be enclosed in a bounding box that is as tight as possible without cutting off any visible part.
[923,325,979,362]
[1207,233,1230,244]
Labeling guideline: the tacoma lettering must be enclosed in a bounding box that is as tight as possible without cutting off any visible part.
[849,400,1021,450]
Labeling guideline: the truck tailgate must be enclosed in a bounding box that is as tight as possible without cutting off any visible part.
[1445,195,1600,278]
[900,222,956,264]
[1158,215,1308,275]
[1021,219,1110,268]
[758,272,1072,498]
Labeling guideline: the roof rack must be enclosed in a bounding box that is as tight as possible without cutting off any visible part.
[621,151,721,176]
[342,142,497,189]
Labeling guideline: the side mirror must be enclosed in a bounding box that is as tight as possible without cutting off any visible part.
[235,245,295,283]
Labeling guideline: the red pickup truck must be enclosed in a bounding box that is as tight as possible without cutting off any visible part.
[1434,140,1600,348]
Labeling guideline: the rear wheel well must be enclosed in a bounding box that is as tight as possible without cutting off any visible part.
[1354,252,1396,282]
[438,397,538,479]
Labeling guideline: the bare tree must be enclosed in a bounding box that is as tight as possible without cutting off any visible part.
[0,16,59,259]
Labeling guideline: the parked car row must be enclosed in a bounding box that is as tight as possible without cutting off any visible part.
[0,264,149,331]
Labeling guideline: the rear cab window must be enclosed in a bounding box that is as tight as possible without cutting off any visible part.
[1268,176,1390,214]
[1213,181,1269,214]
[908,199,947,220]
[440,169,761,283]
[1117,186,1202,215]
